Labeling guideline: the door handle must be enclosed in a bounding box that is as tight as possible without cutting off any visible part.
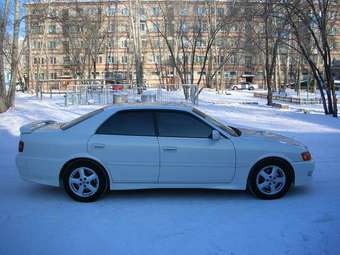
[162,146,177,151]
[93,143,105,149]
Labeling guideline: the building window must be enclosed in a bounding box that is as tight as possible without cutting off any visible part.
[107,7,116,16]
[197,39,206,48]
[48,25,56,34]
[245,56,252,68]
[50,72,57,79]
[63,56,70,64]
[31,24,43,34]
[217,55,224,64]
[180,8,188,16]
[140,22,146,33]
[152,7,160,16]
[33,41,42,49]
[107,41,114,49]
[330,27,336,36]
[121,39,128,48]
[217,8,224,16]
[121,55,128,64]
[118,24,128,33]
[107,56,114,64]
[152,55,160,64]
[195,55,205,64]
[122,8,129,16]
[48,41,57,49]
[50,57,57,64]
[108,23,115,33]
[181,22,188,33]
[196,7,206,16]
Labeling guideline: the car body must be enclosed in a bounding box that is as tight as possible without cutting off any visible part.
[16,104,314,201]
[104,72,128,85]
[231,82,258,90]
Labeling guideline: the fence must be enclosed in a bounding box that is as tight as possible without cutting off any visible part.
[253,92,322,104]
[63,84,198,106]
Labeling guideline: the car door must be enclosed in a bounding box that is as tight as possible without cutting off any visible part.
[156,110,235,183]
[88,110,159,182]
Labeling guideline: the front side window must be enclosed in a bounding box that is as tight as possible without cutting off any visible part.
[157,111,212,138]
[96,110,155,136]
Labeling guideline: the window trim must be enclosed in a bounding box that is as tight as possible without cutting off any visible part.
[95,109,228,139]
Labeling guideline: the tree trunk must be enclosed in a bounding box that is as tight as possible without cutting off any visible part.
[0,0,20,113]
[0,0,10,98]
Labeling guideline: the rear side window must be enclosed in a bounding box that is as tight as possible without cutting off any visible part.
[96,110,155,136]
[157,111,212,138]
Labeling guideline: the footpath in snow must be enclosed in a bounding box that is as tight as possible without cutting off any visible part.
[0,91,339,255]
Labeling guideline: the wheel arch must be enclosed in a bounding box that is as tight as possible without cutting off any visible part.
[247,156,295,186]
[59,157,111,189]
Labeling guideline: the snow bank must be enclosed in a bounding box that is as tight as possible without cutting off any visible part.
[0,92,340,255]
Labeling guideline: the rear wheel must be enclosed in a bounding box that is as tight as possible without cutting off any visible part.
[232,86,238,90]
[248,159,293,199]
[63,161,108,202]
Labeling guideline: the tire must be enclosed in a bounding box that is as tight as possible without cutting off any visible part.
[247,159,293,199]
[232,86,238,90]
[249,86,254,90]
[63,160,108,202]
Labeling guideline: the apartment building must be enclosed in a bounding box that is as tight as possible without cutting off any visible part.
[25,0,340,89]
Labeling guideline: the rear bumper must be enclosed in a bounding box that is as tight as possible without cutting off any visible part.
[291,160,315,186]
[16,154,60,187]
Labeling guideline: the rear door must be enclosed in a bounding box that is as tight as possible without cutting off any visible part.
[88,110,159,182]
[156,110,236,183]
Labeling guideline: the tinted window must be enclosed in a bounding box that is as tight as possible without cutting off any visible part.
[157,111,212,138]
[96,110,155,136]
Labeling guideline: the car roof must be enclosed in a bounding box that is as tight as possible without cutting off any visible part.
[103,103,194,112]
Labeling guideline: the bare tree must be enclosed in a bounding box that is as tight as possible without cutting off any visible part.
[248,0,288,105]
[54,2,108,80]
[153,0,241,100]
[282,0,338,117]
[0,0,21,113]
[128,0,144,93]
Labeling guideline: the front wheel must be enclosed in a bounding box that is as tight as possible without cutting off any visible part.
[63,161,108,202]
[248,160,293,199]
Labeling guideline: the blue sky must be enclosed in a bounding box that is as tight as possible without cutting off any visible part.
[1,0,28,36]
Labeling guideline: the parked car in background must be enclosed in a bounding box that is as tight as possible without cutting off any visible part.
[104,72,128,85]
[231,82,258,90]
[16,104,314,202]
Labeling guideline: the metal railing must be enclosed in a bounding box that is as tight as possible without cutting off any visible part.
[63,84,199,106]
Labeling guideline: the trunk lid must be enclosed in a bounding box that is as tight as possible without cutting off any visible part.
[20,120,61,134]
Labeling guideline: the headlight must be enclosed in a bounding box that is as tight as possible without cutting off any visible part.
[301,151,312,161]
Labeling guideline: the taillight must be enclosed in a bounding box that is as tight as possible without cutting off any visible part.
[18,141,24,152]
[301,151,312,161]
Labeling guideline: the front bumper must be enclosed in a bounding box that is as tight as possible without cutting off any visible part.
[291,160,315,186]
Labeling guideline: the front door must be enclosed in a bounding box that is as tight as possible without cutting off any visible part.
[156,110,235,183]
[88,110,159,182]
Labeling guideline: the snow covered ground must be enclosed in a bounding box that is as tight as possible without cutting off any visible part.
[1,91,340,255]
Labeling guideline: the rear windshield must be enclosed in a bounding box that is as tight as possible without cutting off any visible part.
[61,108,104,130]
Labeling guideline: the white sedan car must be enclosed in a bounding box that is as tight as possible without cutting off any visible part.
[231,82,258,90]
[16,104,314,202]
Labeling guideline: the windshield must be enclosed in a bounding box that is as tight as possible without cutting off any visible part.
[192,108,241,137]
[61,108,105,130]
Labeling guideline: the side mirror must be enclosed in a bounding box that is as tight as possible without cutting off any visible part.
[211,130,221,140]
